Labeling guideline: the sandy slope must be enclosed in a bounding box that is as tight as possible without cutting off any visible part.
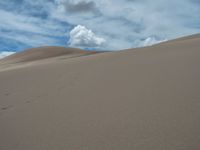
[0,35,200,150]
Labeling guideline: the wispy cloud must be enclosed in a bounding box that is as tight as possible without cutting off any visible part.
[0,51,15,59]
[0,1,70,51]
[52,0,200,50]
[63,1,99,14]
[0,0,200,51]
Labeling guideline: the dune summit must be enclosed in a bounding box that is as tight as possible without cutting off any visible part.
[0,34,200,150]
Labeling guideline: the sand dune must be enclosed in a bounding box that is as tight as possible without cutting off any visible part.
[0,46,97,64]
[0,34,200,150]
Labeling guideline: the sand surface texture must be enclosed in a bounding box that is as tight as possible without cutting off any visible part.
[0,35,200,150]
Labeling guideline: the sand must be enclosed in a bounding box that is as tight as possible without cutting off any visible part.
[0,35,200,150]
[0,46,97,64]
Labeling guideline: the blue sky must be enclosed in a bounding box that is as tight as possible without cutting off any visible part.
[0,0,200,58]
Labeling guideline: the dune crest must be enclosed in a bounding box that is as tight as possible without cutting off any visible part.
[0,46,97,64]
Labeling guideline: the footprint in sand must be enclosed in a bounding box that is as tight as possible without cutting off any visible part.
[1,105,13,111]
[4,93,10,96]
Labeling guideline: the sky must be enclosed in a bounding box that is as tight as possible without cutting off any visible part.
[0,0,200,58]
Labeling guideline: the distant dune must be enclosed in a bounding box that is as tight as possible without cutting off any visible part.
[0,46,97,64]
[0,34,200,150]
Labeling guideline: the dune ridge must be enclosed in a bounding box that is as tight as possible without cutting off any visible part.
[0,46,97,64]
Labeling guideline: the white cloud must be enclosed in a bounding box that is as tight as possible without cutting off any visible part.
[0,9,65,37]
[0,51,15,59]
[139,37,167,47]
[68,25,106,48]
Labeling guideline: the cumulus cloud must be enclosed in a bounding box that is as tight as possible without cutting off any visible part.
[139,37,167,47]
[68,25,106,48]
[0,51,15,59]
